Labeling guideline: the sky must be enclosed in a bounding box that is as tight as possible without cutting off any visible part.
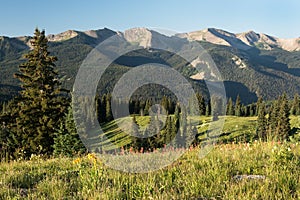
[1,0,300,38]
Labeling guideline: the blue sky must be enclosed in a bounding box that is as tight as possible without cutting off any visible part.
[1,0,300,38]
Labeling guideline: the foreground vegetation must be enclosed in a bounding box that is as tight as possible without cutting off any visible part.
[0,141,299,199]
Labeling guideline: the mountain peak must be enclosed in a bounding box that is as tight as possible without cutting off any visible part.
[181,28,251,50]
[236,30,260,46]
[243,30,257,35]
[83,28,116,40]
[207,28,236,37]
[177,28,300,51]
[47,30,78,42]
[84,30,98,38]
[123,27,153,48]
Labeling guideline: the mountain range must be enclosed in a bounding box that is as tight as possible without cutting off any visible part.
[1,27,300,103]
[178,28,300,51]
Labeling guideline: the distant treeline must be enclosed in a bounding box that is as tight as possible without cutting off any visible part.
[94,92,300,122]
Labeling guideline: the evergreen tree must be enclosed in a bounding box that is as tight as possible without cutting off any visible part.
[13,29,67,157]
[138,100,145,116]
[143,115,162,149]
[171,116,179,147]
[205,101,211,116]
[235,95,242,116]
[242,105,249,117]
[176,106,188,147]
[154,116,163,146]
[161,96,169,114]
[105,94,112,121]
[1,102,5,114]
[249,103,255,117]
[268,97,280,140]
[180,106,188,136]
[196,93,206,115]
[144,99,152,116]
[174,104,180,119]
[168,98,175,114]
[0,99,22,158]
[226,97,234,115]
[53,106,86,156]
[211,96,223,121]
[184,121,197,148]
[290,94,300,115]
[276,94,291,141]
[256,102,267,141]
[96,95,101,122]
[98,95,107,123]
[255,96,263,116]
[134,99,140,114]
[164,116,173,144]
[173,104,180,145]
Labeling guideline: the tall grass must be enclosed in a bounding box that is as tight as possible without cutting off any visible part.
[0,141,299,199]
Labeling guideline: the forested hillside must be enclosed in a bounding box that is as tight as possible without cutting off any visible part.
[1,28,300,103]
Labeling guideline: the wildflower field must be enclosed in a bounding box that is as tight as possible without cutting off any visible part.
[0,116,300,199]
[0,141,299,199]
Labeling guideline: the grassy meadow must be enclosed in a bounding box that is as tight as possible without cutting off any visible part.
[0,116,300,199]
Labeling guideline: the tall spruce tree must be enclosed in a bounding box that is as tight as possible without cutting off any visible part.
[256,102,267,141]
[268,98,280,138]
[180,106,188,136]
[290,94,300,115]
[105,94,112,121]
[211,96,223,121]
[144,99,152,116]
[226,97,234,115]
[161,96,169,114]
[255,96,263,116]
[164,116,173,144]
[14,29,66,157]
[235,95,242,116]
[249,103,255,117]
[196,93,206,115]
[205,101,211,116]
[99,95,107,122]
[276,94,291,141]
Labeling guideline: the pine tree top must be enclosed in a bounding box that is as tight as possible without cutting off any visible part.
[14,29,59,98]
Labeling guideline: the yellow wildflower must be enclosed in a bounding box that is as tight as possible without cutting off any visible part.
[73,158,81,165]
[87,153,97,162]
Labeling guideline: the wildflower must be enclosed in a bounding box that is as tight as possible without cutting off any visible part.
[129,147,133,154]
[73,158,81,165]
[87,153,97,161]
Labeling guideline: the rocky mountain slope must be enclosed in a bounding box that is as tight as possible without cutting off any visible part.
[1,27,300,103]
[178,28,300,51]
